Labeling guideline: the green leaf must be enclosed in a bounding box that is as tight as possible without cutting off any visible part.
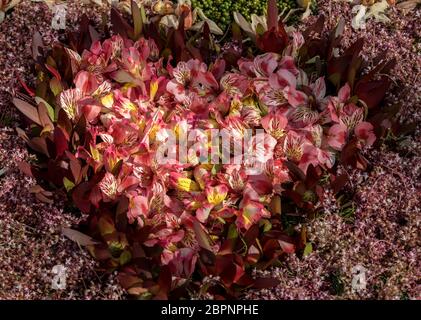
[191,20,224,35]
[98,216,116,237]
[0,11,5,25]
[132,0,143,39]
[305,55,321,65]
[211,164,221,175]
[328,73,341,89]
[269,195,281,215]
[35,97,55,122]
[63,177,75,192]
[259,219,272,233]
[119,250,132,266]
[49,77,63,97]
[303,242,313,257]
[227,223,238,240]
[109,241,124,257]
[216,216,226,224]
[255,23,266,36]
[140,4,147,23]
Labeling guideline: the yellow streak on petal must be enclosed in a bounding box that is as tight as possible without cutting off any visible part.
[207,187,227,206]
[90,145,101,162]
[101,93,114,109]
[175,178,200,192]
[150,80,159,101]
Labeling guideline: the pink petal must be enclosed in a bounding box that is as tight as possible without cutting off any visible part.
[327,124,347,150]
[253,53,279,77]
[279,56,299,76]
[312,77,326,100]
[298,144,319,174]
[285,87,308,107]
[238,58,255,77]
[74,71,99,95]
[127,195,149,225]
[80,102,101,122]
[196,203,213,223]
[118,175,140,192]
[210,58,226,81]
[355,121,376,147]
[269,69,296,89]
[338,83,351,102]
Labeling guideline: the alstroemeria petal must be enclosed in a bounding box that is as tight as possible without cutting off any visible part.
[355,121,376,147]
[196,203,213,223]
[206,184,229,206]
[99,172,118,200]
[327,124,348,150]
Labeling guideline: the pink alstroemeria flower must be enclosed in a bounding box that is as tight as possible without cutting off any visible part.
[327,124,348,150]
[98,169,140,202]
[166,59,219,104]
[120,46,154,81]
[327,83,351,123]
[127,193,149,226]
[355,121,376,148]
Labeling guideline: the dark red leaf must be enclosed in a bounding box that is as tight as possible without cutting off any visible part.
[45,64,62,81]
[69,157,82,184]
[305,164,320,189]
[111,7,133,39]
[117,271,143,290]
[246,245,260,264]
[28,137,49,156]
[284,161,306,181]
[17,74,35,97]
[13,98,41,126]
[72,182,92,213]
[257,27,288,53]
[267,0,278,30]
[330,174,349,194]
[218,238,236,256]
[192,219,212,251]
[354,77,390,109]
[89,244,112,261]
[54,127,68,158]
[57,110,72,137]
[243,224,259,248]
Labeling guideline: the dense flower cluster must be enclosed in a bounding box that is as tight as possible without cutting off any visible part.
[0,0,417,300]
[12,0,397,298]
[47,27,375,285]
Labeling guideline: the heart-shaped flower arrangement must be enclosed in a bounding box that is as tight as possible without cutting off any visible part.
[14,1,396,299]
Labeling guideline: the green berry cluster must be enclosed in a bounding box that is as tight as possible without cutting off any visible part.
[191,0,297,31]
